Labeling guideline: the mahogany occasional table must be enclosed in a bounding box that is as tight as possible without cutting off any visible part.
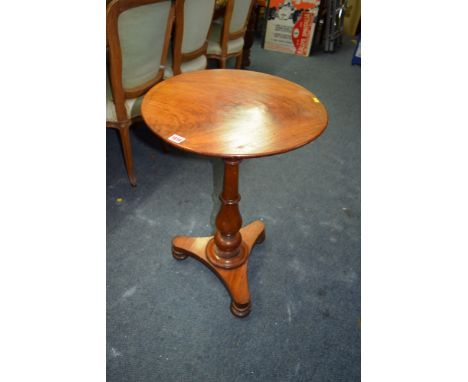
[141,69,328,317]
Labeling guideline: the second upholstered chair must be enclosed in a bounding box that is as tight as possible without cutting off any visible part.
[106,0,174,186]
[164,0,216,78]
[206,0,255,68]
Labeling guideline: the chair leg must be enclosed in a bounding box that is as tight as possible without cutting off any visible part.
[118,124,137,187]
[220,57,227,69]
[235,52,243,69]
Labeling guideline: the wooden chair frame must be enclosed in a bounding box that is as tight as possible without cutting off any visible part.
[106,0,174,186]
[172,0,216,76]
[207,0,255,69]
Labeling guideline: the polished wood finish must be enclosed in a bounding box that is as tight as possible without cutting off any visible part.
[142,69,328,317]
[172,209,265,317]
[142,69,328,158]
[171,0,216,75]
[106,0,174,186]
[211,159,245,267]
[207,0,255,69]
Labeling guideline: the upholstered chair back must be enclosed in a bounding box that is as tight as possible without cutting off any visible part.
[107,0,174,102]
[106,0,174,186]
[180,0,216,54]
[206,0,254,68]
[229,0,254,34]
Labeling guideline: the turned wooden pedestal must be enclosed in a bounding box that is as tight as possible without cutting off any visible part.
[172,159,265,317]
[142,69,328,317]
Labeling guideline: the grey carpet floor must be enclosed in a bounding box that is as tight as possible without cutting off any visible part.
[107,37,360,382]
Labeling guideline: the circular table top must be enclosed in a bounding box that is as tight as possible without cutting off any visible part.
[141,69,328,158]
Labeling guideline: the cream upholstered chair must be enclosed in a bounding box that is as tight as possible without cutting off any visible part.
[164,0,216,79]
[106,0,174,186]
[206,0,255,68]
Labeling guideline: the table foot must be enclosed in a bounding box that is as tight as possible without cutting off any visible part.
[171,220,265,317]
[172,247,188,261]
[255,229,266,245]
[231,300,251,318]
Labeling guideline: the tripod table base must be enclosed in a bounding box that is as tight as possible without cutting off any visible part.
[171,220,265,317]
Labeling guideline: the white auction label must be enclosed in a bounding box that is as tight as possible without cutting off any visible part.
[168,134,186,144]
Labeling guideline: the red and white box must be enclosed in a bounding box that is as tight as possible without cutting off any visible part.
[264,0,321,56]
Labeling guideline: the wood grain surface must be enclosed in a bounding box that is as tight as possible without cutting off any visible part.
[172,220,265,317]
[141,69,328,158]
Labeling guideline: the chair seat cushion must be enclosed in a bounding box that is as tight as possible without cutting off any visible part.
[163,54,208,79]
[106,73,142,122]
[206,22,244,55]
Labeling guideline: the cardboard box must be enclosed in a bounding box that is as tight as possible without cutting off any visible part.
[264,0,321,56]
